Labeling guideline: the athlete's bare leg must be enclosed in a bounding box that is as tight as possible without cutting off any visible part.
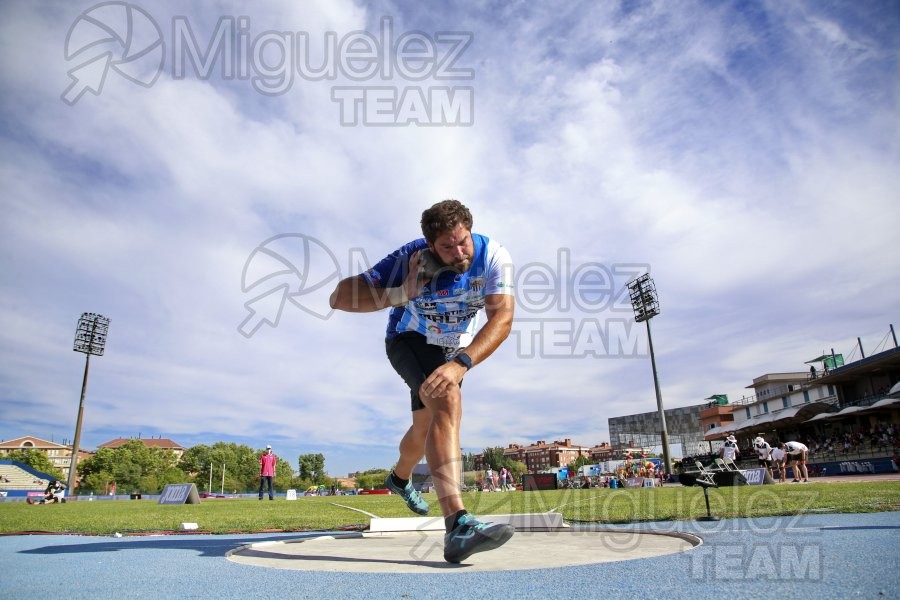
[419,384,464,517]
[394,409,429,480]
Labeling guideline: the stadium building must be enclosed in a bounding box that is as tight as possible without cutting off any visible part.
[608,404,709,458]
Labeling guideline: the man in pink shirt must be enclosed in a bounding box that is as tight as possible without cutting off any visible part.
[259,445,277,500]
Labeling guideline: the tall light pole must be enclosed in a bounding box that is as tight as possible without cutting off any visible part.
[67,313,110,493]
[627,275,672,476]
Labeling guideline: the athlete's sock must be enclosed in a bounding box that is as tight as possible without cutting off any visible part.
[389,472,409,489]
[445,510,469,533]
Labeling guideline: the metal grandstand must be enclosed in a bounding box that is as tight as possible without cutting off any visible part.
[608,404,709,457]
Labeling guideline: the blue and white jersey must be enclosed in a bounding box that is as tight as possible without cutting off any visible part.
[361,233,514,347]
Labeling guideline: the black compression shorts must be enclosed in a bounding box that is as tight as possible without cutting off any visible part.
[386,332,461,411]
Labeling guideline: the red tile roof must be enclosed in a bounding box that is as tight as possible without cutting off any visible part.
[98,438,185,450]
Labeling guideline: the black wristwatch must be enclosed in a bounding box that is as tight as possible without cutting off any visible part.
[454,352,473,370]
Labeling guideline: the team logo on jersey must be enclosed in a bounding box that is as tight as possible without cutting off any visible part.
[427,324,441,334]
[470,277,484,291]
[437,289,450,296]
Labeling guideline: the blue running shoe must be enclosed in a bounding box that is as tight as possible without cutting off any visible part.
[384,474,429,515]
[443,514,515,563]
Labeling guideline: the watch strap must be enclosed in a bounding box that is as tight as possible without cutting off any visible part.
[454,352,473,370]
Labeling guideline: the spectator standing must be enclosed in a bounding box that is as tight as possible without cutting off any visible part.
[499,467,508,491]
[485,467,495,491]
[258,445,277,500]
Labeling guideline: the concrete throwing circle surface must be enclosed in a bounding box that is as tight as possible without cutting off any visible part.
[227,528,700,573]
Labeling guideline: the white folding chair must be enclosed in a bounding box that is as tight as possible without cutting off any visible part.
[694,461,718,486]
[681,461,720,521]
[715,458,737,472]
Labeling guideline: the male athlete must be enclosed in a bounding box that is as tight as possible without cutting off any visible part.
[329,199,515,563]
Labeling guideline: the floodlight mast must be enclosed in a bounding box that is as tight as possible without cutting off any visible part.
[67,313,110,493]
[627,275,672,477]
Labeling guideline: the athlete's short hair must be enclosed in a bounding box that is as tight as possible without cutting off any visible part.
[420,199,473,243]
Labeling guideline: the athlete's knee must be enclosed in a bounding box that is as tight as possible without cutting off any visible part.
[419,385,461,417]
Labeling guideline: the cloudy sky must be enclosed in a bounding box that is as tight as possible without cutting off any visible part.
[2,0,898,478]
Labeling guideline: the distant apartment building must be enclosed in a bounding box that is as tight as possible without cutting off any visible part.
[0,436,91,481]
[588,442,615,462]
[473,438,594,472]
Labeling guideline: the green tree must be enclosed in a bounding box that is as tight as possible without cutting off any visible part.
[3,449,65,480]
[77,439,179,494]
[507,460,527,481]
[78,439,176,493]
[289,473,308,491]
[76,447,116,494]
[354,468,390,490]
[298,453,326,484]
[178,442,264,493]
[569,454,592,472]
[82,471,114,494]
[461,451,477,471]
[272,456,294,493]
[481,446,505,470]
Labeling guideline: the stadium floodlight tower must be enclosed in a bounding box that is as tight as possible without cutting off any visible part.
[67,313,110,493]
[626,274,672,477]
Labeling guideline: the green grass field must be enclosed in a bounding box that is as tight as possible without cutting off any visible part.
[2,481,898,536]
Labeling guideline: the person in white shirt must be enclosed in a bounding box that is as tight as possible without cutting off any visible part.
[753,436,773,480]
[781,441,809,482]
[770,445,787,483]
[720,435,740,463]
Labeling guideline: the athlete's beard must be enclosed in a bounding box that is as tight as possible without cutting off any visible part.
[447,256,471,274]
[430,248,472,274]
